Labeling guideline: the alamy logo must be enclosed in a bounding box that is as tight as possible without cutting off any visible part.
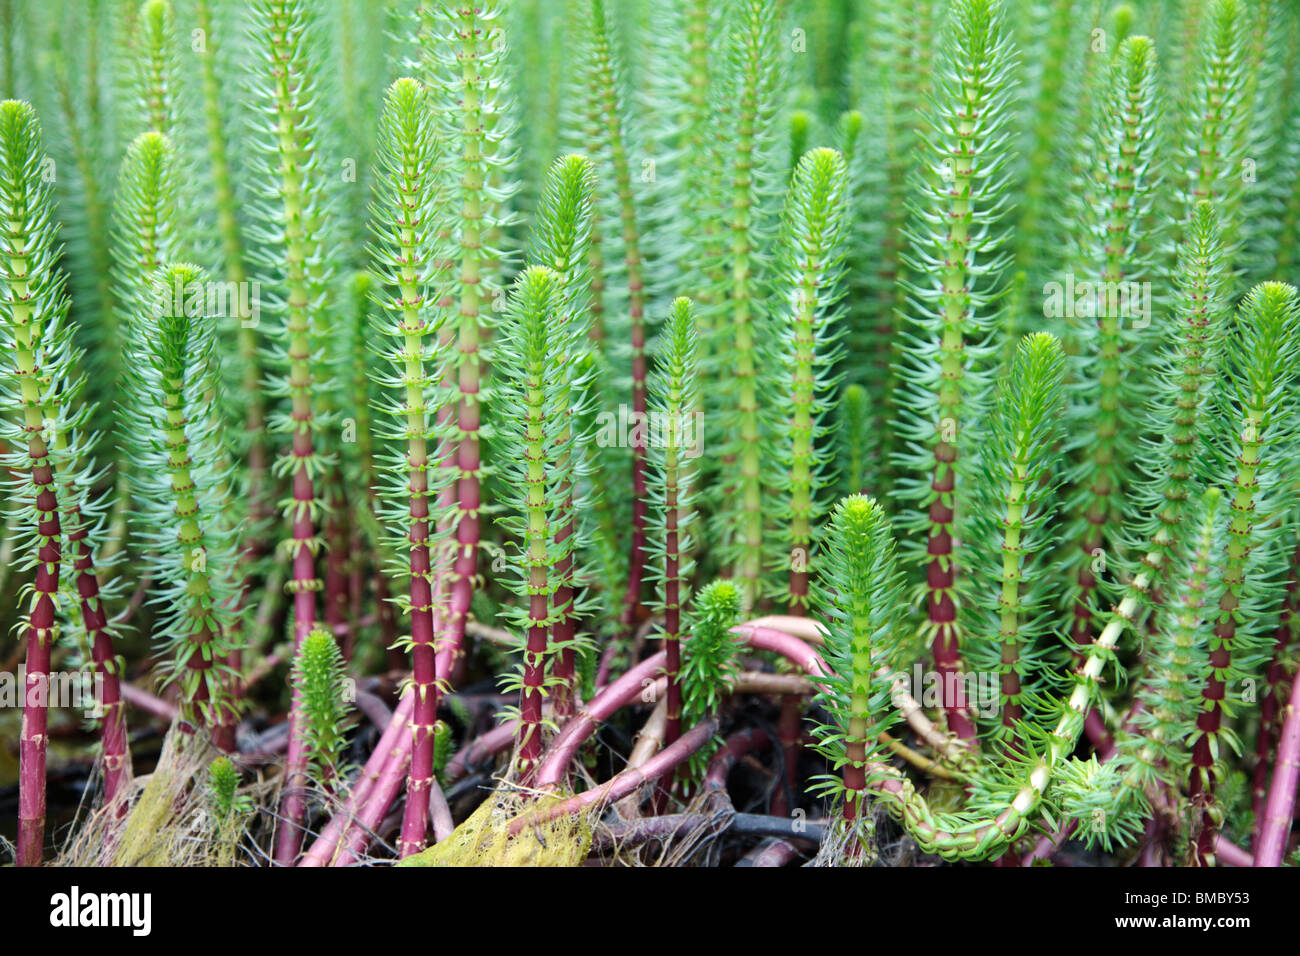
[594,404,704,458]
[150,275,262,329]
[902,663,1000,719]
[0,668,104,717]
[49,886,152,936]
[1042,273,1152,329]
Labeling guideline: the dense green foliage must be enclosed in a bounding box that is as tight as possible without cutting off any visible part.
[3,0,1300,869]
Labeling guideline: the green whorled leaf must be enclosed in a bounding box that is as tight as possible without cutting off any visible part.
[679,579,743,728]
[0,100,98,579]
[1113,487,1221,796]
[291,627,353,779]
[527,153,596,326]
[645,296,702,631]
[120,262,243,730]
[891,0,1019,569]
[808,496,907,777]
[492,266,595,664]
[706,0,787,609]
[206,756,243,820]
[367,76,457,611]
[1052,755,1147,852]
[108,130,184,448]
[131,0,180,138]
[1119,201,1229,588]
[1175,0,1253,268]
[961,332,1068,739]
[764,146,851,609]
[675,577,743,780]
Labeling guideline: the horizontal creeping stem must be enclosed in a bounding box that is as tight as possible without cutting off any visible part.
[508,720,719,837]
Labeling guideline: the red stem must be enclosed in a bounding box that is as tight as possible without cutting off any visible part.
[327,710,511,867]
[69,521,128,804]
[536,652,668,787]
[619,328,649,639]
[738,837,802,867]
[594,643,619,691]
[274,436,319,866]
[374,565,404,670]
[653,486,683,812]
[551,519,577,719]
[1217,836,1254,867]
[120,682,179,721]
[445,391,481,702]
[1253,546,1299,834]
[1255,693,1300,866]
[517,591,549,784]
[324,489,350,635]
[664,500,682,748]
[336,736,411,866]
[773,694,801,818]
[926,447,976,740]
[444,720,518,784]
[344,527,364,662]
[398,492,439,857]
[731,625,834,693]
[703,727,772,796]
[1083,709,1115,759]
[1189,611,1236,863]
[537,628,832,790]
[18,467,59,866]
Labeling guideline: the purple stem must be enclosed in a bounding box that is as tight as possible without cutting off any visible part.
[535,652,667,787]
[299,689,414,867]
[507,719,717,837]
[1255,694,1300,866]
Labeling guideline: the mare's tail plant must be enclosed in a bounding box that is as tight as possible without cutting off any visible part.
[711,0,782,609]
[1188,281,1300,861]
[290,628,353,790]
[8,0,1300,874]
[525,153,596,716]
[893,0,1018,741]
[1059,34,1163,654]
[765,143,851,812]
[123,263,242,749]
[961,332,1067,741]
[1175,0,1252,265]
[417,0,519,685]
[569,0,652,638]
[245,0,340,864]
[0,99,98,865]
[646,296,701,750]
[129,0,180,139]
[767,146,851,612]
[1110,486,1223,854]
[367,76,454,857]
[494,266,590,783]
[678,579,744,780]
[206,756,252,865]
[808,495,906,833]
